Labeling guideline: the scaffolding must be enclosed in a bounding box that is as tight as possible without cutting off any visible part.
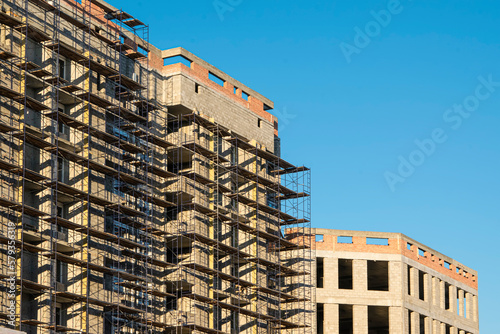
[0,1,312,333]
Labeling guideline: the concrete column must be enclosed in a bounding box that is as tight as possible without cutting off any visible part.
[473,294,479,322]
[432,277,439,306]
[424,316,432,334]
[324,303,338,334]
[353,305,368,334]
[459,330,466,334]
[450,326,458,334]
[450,285,457,314]
[431,320,439,334]
[432,319,440,334]
[410,311,420,334]
[458,289,464,317]
[413,268,419,298]
[408,267,417,297]
[439,280,445,310]
[424,273,431,302]
[324,257,338,290]
[353,259,367,291]
[389,306,403,333]
[404,308,410,334]
[440,322,446,334]
[389,261,402,293]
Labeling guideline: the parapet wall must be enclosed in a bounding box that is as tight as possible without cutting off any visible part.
[161,48,278,133]
[298,229,478,290]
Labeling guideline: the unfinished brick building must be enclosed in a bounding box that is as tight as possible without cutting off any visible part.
[0,0,313,333]
[310,229,479,334]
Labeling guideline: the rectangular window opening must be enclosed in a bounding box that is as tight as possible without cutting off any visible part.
[445,282,451,310]
[257,119,262,128]
[368,306,389,334]
[366,237,389,246]
[317,303,324,334]
[337,236,352,244]
[315,234,323,242]
[338,259,353,290]
[316,257,324,288]
[408,310,412,333]
[195,83,200,93]
[407,266,411,295]
[163,55,192,67]
[444,261,451,270]
[209,72,225,86]
[242,91,249,101]
[407,242,412,250]
[418,270,425,301]
[367,260,389,291]
[463,294,467,317]
[419,314,426,334]
[418,248,425,257]
[339,304,353,334]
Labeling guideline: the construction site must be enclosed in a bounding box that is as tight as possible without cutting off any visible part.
[0,0,313,333]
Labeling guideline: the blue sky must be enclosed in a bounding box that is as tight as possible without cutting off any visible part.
[113,0,498,330]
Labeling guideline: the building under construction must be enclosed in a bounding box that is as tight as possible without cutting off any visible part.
[0,0,313,333]
[310,229,479,334]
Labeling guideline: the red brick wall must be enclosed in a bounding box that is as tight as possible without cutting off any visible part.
[295,231,478,290]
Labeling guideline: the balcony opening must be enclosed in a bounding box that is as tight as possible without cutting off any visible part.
[368,306,389,334]
[367,260,389,291]
[339,304,353,334]
[316,257,324,288]
[338,259,353,290]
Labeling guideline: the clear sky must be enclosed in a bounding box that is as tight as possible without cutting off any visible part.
[112,0,498,330]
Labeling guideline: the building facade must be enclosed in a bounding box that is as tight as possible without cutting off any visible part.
[0,0,313,333]
[311,229,479,334]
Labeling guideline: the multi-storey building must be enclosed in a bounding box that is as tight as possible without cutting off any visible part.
[0,0,313,333]
[309,229,479,334]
